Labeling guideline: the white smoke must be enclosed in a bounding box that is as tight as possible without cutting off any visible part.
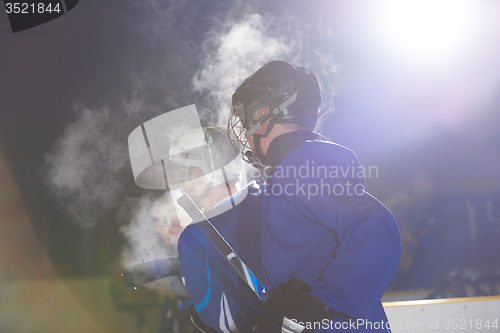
[118,192,188,294]
[193,13,294,125]
[192,11,340,128]
[42,101,130,228]
[119,193,180,266]
[41,0,341,293]
[40,0,197,228]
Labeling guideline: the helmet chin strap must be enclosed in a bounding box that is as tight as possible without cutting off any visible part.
[253,134,264,160]
[245,91,298,136]
[243,92,298,166]
[249,117,277,166]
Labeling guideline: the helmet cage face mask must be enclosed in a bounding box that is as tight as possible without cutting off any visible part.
[228,76,298,165]
[227,107,254,164]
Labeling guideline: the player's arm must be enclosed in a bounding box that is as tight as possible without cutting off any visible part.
[277,146,400,320]
[309,197,401,318]
[296,150,401,318]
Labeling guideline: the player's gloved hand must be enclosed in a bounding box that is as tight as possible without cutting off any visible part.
[253,278,331,333]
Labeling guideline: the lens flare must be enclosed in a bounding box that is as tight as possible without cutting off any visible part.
[375,0,475,59]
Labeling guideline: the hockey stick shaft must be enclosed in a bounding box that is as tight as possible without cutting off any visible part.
[177,194,263,298]
[177,194,304,333]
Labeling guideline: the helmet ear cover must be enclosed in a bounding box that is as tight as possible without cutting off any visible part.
[235,75,295,130]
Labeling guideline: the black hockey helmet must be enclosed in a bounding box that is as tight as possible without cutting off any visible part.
[232,60,321,130]
[228,60,322,164]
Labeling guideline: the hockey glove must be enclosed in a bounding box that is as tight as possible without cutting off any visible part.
[253,278,331,333]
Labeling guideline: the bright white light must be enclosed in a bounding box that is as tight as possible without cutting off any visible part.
[375,0,474,59]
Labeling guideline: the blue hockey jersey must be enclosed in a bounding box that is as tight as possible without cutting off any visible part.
[261,131,401,332]
[178,183,265,333]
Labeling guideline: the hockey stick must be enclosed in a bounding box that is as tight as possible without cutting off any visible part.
[121,257,181,289]
[177,194,304,333]
[177,194,263,297]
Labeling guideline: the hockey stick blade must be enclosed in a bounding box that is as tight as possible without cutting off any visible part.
[122,257,181,289]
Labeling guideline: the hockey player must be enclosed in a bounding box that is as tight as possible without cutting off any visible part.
[228,61,401,332]
[167,126,265,333]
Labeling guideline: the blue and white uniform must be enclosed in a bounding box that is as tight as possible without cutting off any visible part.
[261,131,401,332]
[178,183,264,333]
